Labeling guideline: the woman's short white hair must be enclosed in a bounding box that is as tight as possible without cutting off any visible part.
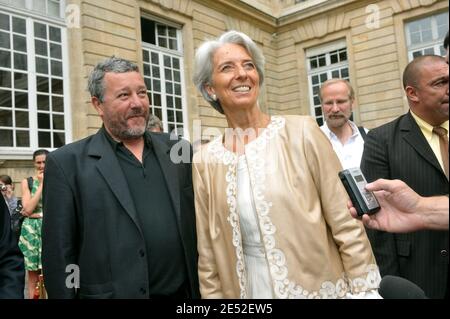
[193,30,265,114]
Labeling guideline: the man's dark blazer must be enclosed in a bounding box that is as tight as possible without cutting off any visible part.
[361,111,449,299]
[0,197,24,298]
[42,128,200,299]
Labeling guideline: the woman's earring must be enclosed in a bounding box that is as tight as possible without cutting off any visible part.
[211,94,217,101]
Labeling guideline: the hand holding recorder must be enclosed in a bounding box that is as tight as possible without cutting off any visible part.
[345,177,449,232]
[339,167,380,217]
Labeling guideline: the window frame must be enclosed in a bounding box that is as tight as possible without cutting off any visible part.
[405,11,449,61]
[141,16,189,139]
[0,0,65,20]
[0,5,71,157]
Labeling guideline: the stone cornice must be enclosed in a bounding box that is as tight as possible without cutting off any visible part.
[195,0,277,29]
[278,0,357,25]
[199,0,359,26]
[193,0,443,29]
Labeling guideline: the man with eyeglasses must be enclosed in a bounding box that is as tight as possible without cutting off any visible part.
[319,78,368,169]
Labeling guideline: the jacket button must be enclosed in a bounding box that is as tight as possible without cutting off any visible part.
[139,249,145,257]
[441,250,448,257]
[140,287,146,295]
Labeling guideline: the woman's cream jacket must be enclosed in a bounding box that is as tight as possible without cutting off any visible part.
[193,115,380,299]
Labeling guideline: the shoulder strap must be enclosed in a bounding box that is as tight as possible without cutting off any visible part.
[27,176,33,192]
[358,126,367,141]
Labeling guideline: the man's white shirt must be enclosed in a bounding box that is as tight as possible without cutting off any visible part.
[320,121,367,169]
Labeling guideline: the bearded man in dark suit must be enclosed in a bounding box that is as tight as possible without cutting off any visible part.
[42,57,199,299]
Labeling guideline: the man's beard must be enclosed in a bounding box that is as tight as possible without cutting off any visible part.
[113,125,146,140]
[326,115,348,128]
[107,111,149,141]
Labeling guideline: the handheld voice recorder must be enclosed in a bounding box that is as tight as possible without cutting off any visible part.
[338,167,380,216]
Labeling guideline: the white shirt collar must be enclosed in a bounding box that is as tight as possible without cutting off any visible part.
[322,120,359,140]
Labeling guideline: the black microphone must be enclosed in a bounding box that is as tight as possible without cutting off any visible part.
[379,275,427,299]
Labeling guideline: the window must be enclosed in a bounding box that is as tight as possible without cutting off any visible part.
[405,12,448,61]
[141,16,187,137]
[306,40,349,126]
[0,7,68,153]
[0,0,62,18]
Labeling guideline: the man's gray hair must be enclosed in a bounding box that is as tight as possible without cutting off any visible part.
[193,30,265,114]
[147,114,163,132]
[88,56,140,102]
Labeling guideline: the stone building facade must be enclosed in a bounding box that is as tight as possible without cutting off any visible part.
[0,0,448,194]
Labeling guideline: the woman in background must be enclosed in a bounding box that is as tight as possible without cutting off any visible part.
[19,149,49,299]
[0,174,18,216]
